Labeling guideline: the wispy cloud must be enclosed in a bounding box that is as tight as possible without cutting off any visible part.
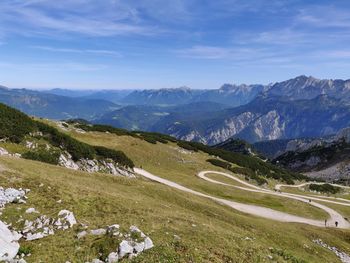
[175,45,291,62]
[0,61,108,72]
[0,0,159,37]
[175,46,233,59]
[296,6,350,29]
[31,46,122,57]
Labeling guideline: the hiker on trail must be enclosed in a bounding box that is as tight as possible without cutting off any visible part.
[325,219,327,227]
[335,221,338,227]
[309,199,311,203]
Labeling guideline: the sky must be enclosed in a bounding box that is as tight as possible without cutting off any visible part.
[0,0,350,90]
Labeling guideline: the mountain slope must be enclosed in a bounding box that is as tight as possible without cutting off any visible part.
[122,87,201,105]
[273,128,350,183]
[0,103,134,174]
[193,83,267,106]
[0,104,349,262]
[156,95,350,144]
[266,75,350,101]
[0,86,119,120]
[94,102,229,131]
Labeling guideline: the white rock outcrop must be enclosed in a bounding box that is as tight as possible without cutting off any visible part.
[0,147,9,156]
[22,210,76,241]
[313,239,350,263]
[0,188,26,208]
[58,152,135,178]
[59,153,79,170]
[0,221,20,261]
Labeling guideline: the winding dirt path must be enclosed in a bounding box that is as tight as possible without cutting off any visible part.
[134,168,350,229]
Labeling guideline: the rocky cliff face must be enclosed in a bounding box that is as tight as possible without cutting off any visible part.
[163,95,350,144]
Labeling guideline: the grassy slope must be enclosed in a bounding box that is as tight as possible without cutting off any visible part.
[68,129,328,220]
[0,157,349,263]
[0,122,349,262]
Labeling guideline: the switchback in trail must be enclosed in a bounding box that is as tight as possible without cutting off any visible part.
[135,168,350,229]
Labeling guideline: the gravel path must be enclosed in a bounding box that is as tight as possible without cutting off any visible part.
[134,168,350,229]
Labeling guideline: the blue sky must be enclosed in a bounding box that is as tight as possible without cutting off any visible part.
[0,0,350,89]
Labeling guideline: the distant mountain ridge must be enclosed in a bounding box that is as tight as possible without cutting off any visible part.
[151,95,350,144]
[121,84,269,107]
[0,86,119,120]
[121,87,204,105]
[266,75,350,101]
[3,75,350,146]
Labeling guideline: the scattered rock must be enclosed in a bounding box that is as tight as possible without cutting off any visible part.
[25,141,37,150]
[0,188,26,208]
[77,230,88,239]
[313,239,350,263]
[107,252,119,263]
[90,228,107,236]
[25,208,39,214]
[0,147,9,156]
[118,240,134,259]
[22,210,76,240]
[59,153,79,170]
[58,152,135,177]
[58,210,77,228]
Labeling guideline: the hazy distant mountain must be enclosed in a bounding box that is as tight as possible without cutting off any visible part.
[121,84,267,107]
[94,102,229,131]
[82,90,134,103]
[0,86,119,120]
[122,87,202,105]
[45,88,134,103]
[43,88,97,98]
[193,84,267,107]
[266,75,350,101]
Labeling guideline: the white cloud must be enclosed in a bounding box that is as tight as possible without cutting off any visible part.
[31,46,122,57]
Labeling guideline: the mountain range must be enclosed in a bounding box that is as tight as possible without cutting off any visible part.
[2,75,350,145]
[0,86,120,120]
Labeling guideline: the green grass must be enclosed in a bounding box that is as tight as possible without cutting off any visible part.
[0,156,349,263]
[0,142,27,154]
[0,122,347,262]
[68,130,329,221]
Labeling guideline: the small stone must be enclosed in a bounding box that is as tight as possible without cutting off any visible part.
[90,229,106,236]
[77,231,87,239]
[107,252,119,263]
[25,208,39,214]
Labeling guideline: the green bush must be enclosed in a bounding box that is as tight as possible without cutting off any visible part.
[0,103,36,142]
[309,184,340,194]
[206,159,231,169]
[94,146,134,168]
[22,150,60,165]
[36,122,95,161]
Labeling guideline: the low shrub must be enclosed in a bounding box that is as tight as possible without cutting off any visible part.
[309,183,341,194]
[22,150,60,165]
